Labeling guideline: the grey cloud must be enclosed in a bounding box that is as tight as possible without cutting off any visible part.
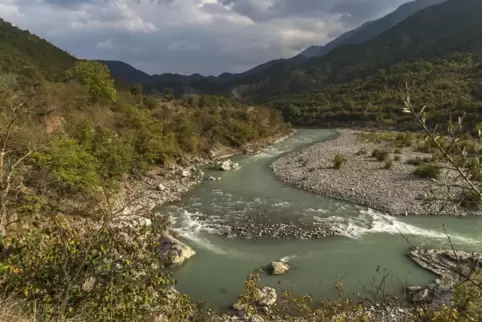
[0,0,412,75]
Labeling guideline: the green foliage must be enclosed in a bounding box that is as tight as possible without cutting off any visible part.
[33,136,101,193]
[333,154,347,169]
[162,87,174,101]
[371,149,389,161]
[67,60,117,104]
[0,18,76,82]
[413,164,441,179]
[414,271,482,321]
[0,216,197,321]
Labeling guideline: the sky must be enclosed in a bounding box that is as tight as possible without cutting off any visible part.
[0,0,411,76]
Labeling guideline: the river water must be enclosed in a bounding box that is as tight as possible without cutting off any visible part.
[160,129,482,309]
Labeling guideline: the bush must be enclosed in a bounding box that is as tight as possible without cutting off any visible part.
[413,164,441,179]
[333,154,347,169]
[383,159,393,169]
[356,147,367,156]
[394,155,401,162]
[371,149,389,161]
[393,148,402,154]
[460,190,481,210]
[0,215,198,321]
[406,156,432,166]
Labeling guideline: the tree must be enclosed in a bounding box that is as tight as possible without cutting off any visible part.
[162,87,174,101]
[0,76,38,236]
[67,61,117,104]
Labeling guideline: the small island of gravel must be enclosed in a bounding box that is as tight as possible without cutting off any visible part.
[272,129,481,217]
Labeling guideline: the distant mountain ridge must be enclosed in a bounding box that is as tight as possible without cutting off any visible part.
[100,0,450,96]
[299,0,447,58]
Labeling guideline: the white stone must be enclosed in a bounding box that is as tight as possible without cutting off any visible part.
[159,233,196,266]
[179,169,191,177]
[268,261,290,275]
[157,183,166,191]
[216,159,240,171]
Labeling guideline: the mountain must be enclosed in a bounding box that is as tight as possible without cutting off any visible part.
[0,17,76,80]
[299,0,447,58]
[101,55,305,95]
[262,0,482,126]
[97,60,150,85]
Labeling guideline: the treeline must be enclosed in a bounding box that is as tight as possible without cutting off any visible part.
[268,53,482,129]
[1,60,290,199]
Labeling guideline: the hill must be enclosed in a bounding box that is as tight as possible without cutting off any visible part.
[260,0,482,127]
[97,60,151,85]
[0,17,76,81]
[300,0,447,58]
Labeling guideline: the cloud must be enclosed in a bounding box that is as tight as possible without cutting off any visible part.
[0,0,410,75]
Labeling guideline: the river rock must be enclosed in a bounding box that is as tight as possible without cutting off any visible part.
[179,169,191,177]
[216,159,240,171]
[268,261,290,275]
[256,287,277,307]
[209,150,217,159]
[208,175,217,181]
[157,183,166,191]
[407,286,431,303]
[159,233,196,266]
[249,315,265,322]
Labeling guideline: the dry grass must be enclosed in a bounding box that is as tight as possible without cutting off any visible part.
[0,298,33,322]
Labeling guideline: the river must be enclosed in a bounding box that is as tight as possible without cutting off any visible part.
[160,129,482,309]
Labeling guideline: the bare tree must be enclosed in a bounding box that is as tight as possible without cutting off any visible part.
[0,84,37,236]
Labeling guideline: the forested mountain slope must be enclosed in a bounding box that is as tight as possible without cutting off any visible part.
[0,18,76,81]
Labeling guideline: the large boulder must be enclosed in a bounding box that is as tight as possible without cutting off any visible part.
[268,261,290,275]
[216,159,240,171]
[159,233,196,267]
[256,287,277,307]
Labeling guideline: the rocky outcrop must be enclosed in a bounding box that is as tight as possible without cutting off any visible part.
[232,287,277,319]
[406,248,482,309]
[159,233,196,267]
[407,248,482,279]
[256,287,277,307]
[268,261,290,275]
[216,159,240,171]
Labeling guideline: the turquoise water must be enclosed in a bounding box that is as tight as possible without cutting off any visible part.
[160,129,482,309]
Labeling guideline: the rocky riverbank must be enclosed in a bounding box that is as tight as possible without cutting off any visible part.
[272,129,480,217]
[118,130,295,225]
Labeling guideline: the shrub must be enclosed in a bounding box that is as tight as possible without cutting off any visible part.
[460,190,481,210]
[393,148,402,154]
[0,215,199,321]
[406,157,432,166]
[356,147,367,156]
[394,155,401,162]
[333,154,347,169]
[383,159,393,169]
[371,149,389,162]
[413,164,441,179]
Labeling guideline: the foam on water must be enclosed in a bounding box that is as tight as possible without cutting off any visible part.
[280,255,296,262]
[274,201,290,207]
[316,209,481,245]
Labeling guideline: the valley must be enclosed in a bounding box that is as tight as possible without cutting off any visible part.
[1,0,482,320]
